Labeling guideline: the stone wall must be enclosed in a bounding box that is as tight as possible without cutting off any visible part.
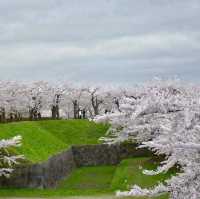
[72,143,152,167]
[0,143,152,189]
[72,144,120,166]
[0,148,76,188]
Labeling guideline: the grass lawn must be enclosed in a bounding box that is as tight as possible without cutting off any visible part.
[0,119,109,163]
[111,158,175,190]
[59,166,116,190]
[0,157,173,198]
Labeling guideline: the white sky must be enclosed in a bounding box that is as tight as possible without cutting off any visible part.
[0,0,200,84]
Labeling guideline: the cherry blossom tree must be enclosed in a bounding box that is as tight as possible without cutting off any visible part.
[0,81,9,122]
[87,87,104,116]
[0,81,27,121]
[46,83,68,119]
[0,81,123,121]
[85,86,123,118]
[94,79,200,199]
[62,85,88,119]
[23,81,50,120]
[0,135,23,178]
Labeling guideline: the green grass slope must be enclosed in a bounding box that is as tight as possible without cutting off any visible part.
[0,157,171,198]
[0,120,109,163]
[111,157,175,191]
[57,157,171,198]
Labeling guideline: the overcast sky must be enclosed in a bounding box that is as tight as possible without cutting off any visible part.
[0,0,200,84]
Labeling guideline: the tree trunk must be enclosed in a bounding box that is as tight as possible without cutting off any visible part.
[51,105,60,119]
[0,108,6,123]
[73,100,79,119]
[51,106,56,119]
[29,109,34,120]
[91,96,100,116]
[82,109,86,119]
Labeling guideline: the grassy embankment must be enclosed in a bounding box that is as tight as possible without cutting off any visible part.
[0,119,109,163]
[0,157,174,198]
[0,120,174,198]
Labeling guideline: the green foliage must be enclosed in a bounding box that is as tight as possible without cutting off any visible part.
[0,120,109,163]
